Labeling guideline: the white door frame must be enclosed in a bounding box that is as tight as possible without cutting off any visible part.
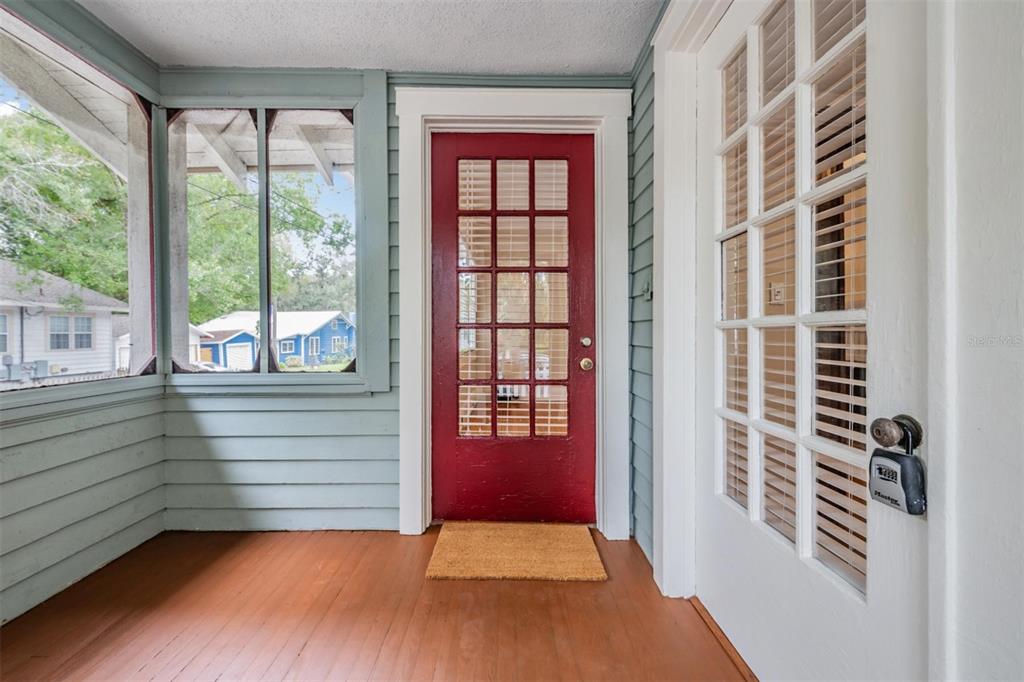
[650,0,731,598]
[395,87,633,538]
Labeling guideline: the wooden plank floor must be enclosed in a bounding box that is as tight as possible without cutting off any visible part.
[0,529,747,681]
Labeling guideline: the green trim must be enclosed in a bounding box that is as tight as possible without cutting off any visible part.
[151,107,171,377]
[355,71,392,392]
[0,0,160,102]
[158,67,365,108]
[388,72,633,88]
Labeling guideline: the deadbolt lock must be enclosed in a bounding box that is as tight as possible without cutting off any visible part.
[579,358,594,371]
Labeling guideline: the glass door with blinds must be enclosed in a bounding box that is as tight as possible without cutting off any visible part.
[694,1,928,678]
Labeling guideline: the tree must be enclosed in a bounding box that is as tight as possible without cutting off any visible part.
[0,104,129,302]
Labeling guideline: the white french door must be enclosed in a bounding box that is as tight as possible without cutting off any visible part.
[694,1,928,678]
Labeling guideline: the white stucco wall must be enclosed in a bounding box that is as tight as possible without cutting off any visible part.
[937,2,1024,678]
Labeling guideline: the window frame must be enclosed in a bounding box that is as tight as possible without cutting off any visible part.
[308,336,321,356]
[279,339,295,354]
[158,71,391,394]
[0,313,7,354]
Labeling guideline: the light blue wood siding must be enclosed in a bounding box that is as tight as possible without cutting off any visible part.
[0,386,165,623]
[629,48,655,563]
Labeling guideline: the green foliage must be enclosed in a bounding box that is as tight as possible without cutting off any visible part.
[0,106,129,302]
[0,104,357,327]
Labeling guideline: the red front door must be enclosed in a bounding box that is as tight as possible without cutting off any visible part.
[431,133,596,522]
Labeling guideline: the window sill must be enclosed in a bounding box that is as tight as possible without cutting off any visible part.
[0,374,164,419]
[164,372,376,396]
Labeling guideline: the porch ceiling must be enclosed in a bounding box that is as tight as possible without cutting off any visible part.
[76,0,663,75]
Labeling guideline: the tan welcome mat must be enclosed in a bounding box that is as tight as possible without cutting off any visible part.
[426,521,608,581]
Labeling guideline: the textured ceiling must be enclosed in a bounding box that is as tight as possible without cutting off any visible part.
[77,0,663,75]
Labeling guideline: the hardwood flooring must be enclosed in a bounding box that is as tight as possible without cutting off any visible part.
[0,529,750,681]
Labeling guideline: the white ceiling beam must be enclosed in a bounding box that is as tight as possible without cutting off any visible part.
[0,33,127,179]
[189,123,250,192]
[293,125,334,186]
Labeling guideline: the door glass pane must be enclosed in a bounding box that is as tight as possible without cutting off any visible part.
[535,160,568,210]
[724,420,749,508]
[763,213,796,315]
[497,328,529,380]
[814,0,865,60]
[535,273,568,323]
[458,159,491,210]
[814,452,868,592]
[762,98,796,210]
[535,329,569,380]
[724,328,748,413]
[814,37,866,183]
[723,142,748,228]
[763,435,797,544]
[459,217,491,266]
[459,385,491,436]
[721,232,748,320]
[459,329,491,379]
[814,325,867,450]
[496,272,530,322]
[723,44,748,138]
[497,385,530,436]
[763,327,796,428]
[459,273,491,323]
[535,385,568,436]
[496,160,529,210]
[814,184,866,311]
[497,217,530,266]
[535,216,568,267]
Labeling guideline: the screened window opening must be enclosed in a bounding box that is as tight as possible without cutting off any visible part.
[0,22,153,391]
[170,109,259,372]
[268,109,357,373]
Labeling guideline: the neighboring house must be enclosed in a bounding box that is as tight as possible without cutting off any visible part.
[116,324,210,371]
[197,310,355,370]
[0,259,126,389]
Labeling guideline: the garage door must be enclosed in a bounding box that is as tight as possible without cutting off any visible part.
[225,343,252,370]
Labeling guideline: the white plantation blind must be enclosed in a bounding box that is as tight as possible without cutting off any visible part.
[814,183,867,311]
[725,420,749,508]
[762,98,796,210]
[724,328,749,413]
[814,0,866,60]
[814,38,866,183]
[814,453,868,591]
[814,325,868,450]
[763,435,797,544]
[763,326,796,428]
[534,159,568,210]
[723,44,747,138]
[761,0,795,105]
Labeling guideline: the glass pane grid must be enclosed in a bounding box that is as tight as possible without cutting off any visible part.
[721,232,749,320]
[763,326,796,428]
[813,37,866,184]
[724,328,749,413]
[454,155,572,440]
[724,420,749,508]
[814,325,867,451]
[814,183,867,312]
[763,435,797,544]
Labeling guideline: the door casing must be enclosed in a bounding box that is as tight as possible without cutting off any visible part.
[395,87,632,538]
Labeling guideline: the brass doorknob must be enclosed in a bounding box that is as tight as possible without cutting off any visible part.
[579,358,594,371]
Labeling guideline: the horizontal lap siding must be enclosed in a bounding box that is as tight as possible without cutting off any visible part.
[163,393,400,531]
[0,390,165,623]
[630,49,655,563]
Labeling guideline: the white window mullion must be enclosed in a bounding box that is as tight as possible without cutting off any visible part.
[793,0,816,558]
